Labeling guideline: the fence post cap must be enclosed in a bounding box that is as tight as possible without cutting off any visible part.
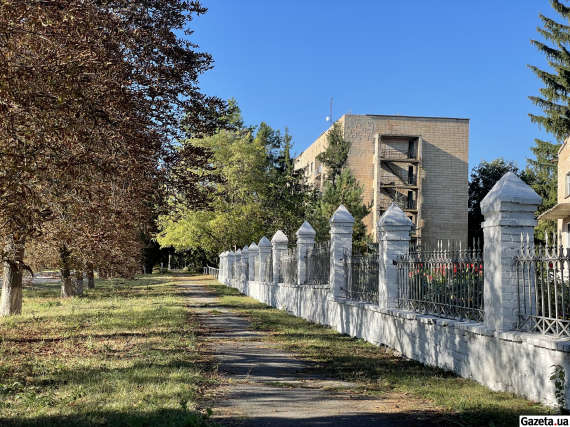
[242,245,249,254]
[271,230,288,244]
[236,249,242,255]
[481,172,542,214]
[329,204,355,225]
[377,203,414,227]
[296,220,316,237]
[228,251,235,257]
[258,236,272,248]
[249,242,259,251]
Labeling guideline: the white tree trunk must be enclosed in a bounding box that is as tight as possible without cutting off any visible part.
[0,235,25,316]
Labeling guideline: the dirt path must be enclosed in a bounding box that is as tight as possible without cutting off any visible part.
[180,281,445,427]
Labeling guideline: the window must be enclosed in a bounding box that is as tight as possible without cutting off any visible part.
[311,162,313,173]
[566,173,570,197]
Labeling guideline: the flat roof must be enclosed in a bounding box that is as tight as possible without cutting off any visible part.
[364,114,469,121]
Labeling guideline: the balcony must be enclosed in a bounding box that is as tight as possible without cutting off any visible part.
[380,149,419,162]
[380,173,418,187]
[378,199,418,212]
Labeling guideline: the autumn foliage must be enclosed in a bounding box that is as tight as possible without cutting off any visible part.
[0,0,229,314]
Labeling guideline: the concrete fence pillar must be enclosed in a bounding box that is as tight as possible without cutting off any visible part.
[272,231,288,285]
[227,251,235,281]
[377,204,413,309]
[258,236,272,283]
[481,172,541,332]
[296,221,316,285]
[242,245,249,282]
[330,204,355,298]
[249,243,258,281]
[235,249,242,281]
[218,252,226,282]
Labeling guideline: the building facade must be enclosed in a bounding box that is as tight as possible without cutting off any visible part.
[294,114,469,244]
[537,137,570,243]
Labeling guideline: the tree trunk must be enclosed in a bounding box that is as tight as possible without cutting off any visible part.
[0,235,25,316]
[86,262,95,289]
[75,270,83,296]
[60,246,74,298]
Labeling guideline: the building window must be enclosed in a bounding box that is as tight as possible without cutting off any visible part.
[311,162,313,173]
[566,173,570,197]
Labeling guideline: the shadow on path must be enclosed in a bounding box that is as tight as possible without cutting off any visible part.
[180,282,444,427]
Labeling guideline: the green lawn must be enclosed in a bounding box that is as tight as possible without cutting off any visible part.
[0,274,219,427]
[205,280,553,427]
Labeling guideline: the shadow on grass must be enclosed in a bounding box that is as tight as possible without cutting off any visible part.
[2,407,220,427]
[204,283,552,427]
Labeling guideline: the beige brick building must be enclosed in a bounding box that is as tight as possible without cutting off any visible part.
[294,114,469,244]
[537,136,570,243]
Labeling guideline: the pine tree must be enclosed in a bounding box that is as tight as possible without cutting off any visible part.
[527,0,569,240]
[316,122,351,185]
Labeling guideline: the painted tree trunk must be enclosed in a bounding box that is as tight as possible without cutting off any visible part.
[60,246,74,298]
[75,270,84,296]
[86,262,95,289]
[0,235,25,316]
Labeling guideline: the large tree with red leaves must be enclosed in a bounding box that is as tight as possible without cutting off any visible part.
[0,0,229,314]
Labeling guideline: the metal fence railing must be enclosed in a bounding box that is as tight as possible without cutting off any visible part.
[279,247,298,284]
[203,266,219,279]
[380,173,417,186]
[396,241,484,322]
[254,257,260,281]
[264,253,273,282]
[305,242,330,285]
[514,234,570,338]
[342,248,379,304]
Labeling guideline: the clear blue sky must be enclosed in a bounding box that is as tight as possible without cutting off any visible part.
[187,1,558,174]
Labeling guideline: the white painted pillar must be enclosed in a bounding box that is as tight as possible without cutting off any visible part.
[242,245,249,282]
[329,205,355,298]
[377,204,413,309]
[258,237,272,283]
[296,221,316,285]
[272,230,288,285]
[235,249,242,281]
[219,252,225,282]
[249,243,258,281]
[227,251,235,281]
[481,172,541,332]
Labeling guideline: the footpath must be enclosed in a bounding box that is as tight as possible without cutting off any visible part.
[179,281,442,427]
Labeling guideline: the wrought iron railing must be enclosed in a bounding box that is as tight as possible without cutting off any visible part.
[342,248,379,304]
[380,173,417,186]
[396,241,484,322]
[254,258,260,281]
[203,266,219,279]
[279,247,298,284]
[305,242,330,285]
[514,234,570,338]
[264,253,273,282]
[380,149,417,160]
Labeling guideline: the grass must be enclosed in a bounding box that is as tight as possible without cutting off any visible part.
[0,273,220,427]
[203,279,554,427]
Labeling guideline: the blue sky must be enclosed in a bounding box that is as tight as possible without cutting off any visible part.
[187,1,558,174]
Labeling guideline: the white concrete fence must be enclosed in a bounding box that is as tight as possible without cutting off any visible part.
[215,172,570,408]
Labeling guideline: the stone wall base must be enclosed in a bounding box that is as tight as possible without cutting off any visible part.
[225,279,570,408]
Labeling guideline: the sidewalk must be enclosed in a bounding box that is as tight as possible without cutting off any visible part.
[180,282,442,427]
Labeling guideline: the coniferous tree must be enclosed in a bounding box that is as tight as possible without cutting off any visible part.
[316,122,351,185]
[527,0,570,240]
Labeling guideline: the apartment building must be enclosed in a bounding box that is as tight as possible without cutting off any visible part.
[294,114,469,244]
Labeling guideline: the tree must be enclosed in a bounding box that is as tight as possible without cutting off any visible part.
[158,104,310,258]
[527,0,570,241]
[316,122,351,185]
[468,158,531,246]
[307,168,371,247]
[309,123,371,248]
[0,1,229,315]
